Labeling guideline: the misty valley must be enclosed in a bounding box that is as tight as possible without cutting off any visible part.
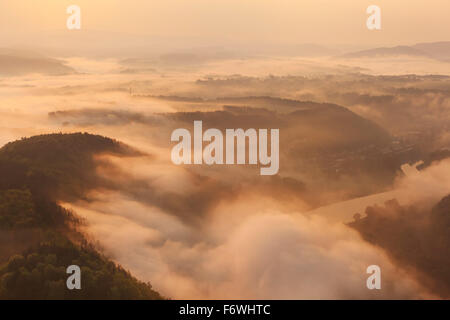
[0,3,450,300]
[170,120,280,175]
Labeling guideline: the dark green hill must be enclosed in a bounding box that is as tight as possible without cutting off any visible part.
[0,133,163,300]
[0,234,162,300]
[0,132,137,201]
[348,196,450,298]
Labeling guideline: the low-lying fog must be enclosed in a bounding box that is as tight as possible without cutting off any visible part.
[1,52,449,298]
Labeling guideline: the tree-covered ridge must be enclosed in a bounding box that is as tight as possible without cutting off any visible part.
[0,233,162,300]
[0,133,164,300]
[348,197,450,298]
[0,189,36,229]
[0,133,125,230]
[0,189,78,229]
[0,133,135,201]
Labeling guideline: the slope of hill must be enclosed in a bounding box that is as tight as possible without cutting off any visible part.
[49,96,402,201]
[339,42,450,61]
[154,95,392,155]
[413,41,450,60]
[0,133,143,201]
[0,133,163,300]
[348,196,450,298]
[339,45,430,59]
[0,49,76,76]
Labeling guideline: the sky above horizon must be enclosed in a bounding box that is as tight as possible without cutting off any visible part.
[0,0,449,51]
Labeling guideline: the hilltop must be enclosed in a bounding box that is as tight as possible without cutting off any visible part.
[0,133,163,300]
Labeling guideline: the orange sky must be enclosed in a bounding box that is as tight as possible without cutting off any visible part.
[0,0,449,48]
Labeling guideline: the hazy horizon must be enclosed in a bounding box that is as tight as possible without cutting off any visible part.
[1,0,450,56]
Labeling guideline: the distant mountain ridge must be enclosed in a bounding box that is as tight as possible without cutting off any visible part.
[339,41,450,61]
[413,42,450,61]
[0,48,76,76]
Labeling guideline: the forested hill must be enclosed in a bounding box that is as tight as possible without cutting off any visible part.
[0,133,138,201]
[348,196,450,298]
[0,133,163,299]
